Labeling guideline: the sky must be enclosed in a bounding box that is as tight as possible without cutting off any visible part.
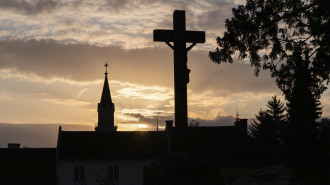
[0,0,329,147]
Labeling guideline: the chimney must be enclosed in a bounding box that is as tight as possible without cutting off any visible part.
[165,120,173,152]
[8,143,20,149]
[165,120,173,131]
[235,119,248,135]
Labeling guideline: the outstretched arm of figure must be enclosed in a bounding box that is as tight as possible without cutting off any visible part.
[186,43,197,52]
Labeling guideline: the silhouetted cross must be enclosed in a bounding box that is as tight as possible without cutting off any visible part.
[104,62,109,75]
[153,10,205,128]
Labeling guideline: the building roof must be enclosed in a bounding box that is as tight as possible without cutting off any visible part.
[57,126,250,160]
[57,130,168,159]
[167,127,253,163]
[0,148,56,184]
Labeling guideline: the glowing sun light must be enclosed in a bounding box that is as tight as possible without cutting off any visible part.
[137,124,148,128]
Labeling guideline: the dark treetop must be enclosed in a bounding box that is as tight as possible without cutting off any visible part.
[209,0,330,98]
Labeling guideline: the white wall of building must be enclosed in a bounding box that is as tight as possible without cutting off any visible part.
[57,158,156,185]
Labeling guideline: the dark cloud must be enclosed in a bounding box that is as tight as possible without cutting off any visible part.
[122,112,236,131]
[102,0,187,11]
[149,0,236,32]
[122,113,174,129]
[186,1,236,32]
[194,115,235,126]
[0,0,61,15]
[188,50,280,95]
[0,39,279,95]
[196,9,231,31]
[0,39,174,86]
[102,0,132,11]
[0,123,93,148]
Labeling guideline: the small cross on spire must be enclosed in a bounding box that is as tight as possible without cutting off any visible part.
[104,62,109,75]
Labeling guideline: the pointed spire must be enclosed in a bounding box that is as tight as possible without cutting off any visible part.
[96,62,116,132]
[100,62,112,104]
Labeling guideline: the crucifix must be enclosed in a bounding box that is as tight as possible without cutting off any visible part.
[153,10,205,129]
[104,62,109,75]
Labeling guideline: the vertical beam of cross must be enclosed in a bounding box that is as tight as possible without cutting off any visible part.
[153,10,205,129]
[104,62,109,75]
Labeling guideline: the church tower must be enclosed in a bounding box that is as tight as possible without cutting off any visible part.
[95,63,117,132]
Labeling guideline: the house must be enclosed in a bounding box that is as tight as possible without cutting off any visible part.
[0,144,56,185]
[56,129,168,185]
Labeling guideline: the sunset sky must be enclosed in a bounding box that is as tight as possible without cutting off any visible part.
[1,0,329,147]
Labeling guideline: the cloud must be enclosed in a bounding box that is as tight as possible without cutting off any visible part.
[116,86,173,101]
[0,39,288,122]
[42,98,92,107]
[0,0,61,15]
[0,39,172,83]
[0,94,12,101]
[1,0,330,136]
[0,68,102,86]
[193,115,235,126]
[0,123,93,148]
[76,88,88,99]
[0,0,238,49]
[118,111,173,130]
[118,109,235,130]
[0,39,280,94]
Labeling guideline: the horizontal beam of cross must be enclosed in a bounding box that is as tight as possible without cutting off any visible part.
[153,30,205,43]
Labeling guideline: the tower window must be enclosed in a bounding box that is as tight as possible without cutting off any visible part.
[74,166,85,182]
[108,166,119,182]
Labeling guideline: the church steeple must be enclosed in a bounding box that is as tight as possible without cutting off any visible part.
[95,63,116,132]
[100,63,112,104]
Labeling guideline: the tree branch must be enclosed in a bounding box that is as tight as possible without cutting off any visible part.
[260,2,319,29]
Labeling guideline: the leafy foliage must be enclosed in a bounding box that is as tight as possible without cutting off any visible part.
[210,0,329,141]
[209,0,330,99]
[210,0,330,93]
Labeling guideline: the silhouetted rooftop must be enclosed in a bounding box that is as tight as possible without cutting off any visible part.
[57,131,168,159]
[0,148,56,184]
[57,126,250,160]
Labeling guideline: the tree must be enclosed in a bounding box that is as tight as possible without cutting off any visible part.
[233,111,240,127]
[188,119,200,127]
[284,53,322,140]
[317,118,330,142]
[266,96,286,124]
[209,0,329,141]
[249,109,275,140]
[249,96,286,147]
